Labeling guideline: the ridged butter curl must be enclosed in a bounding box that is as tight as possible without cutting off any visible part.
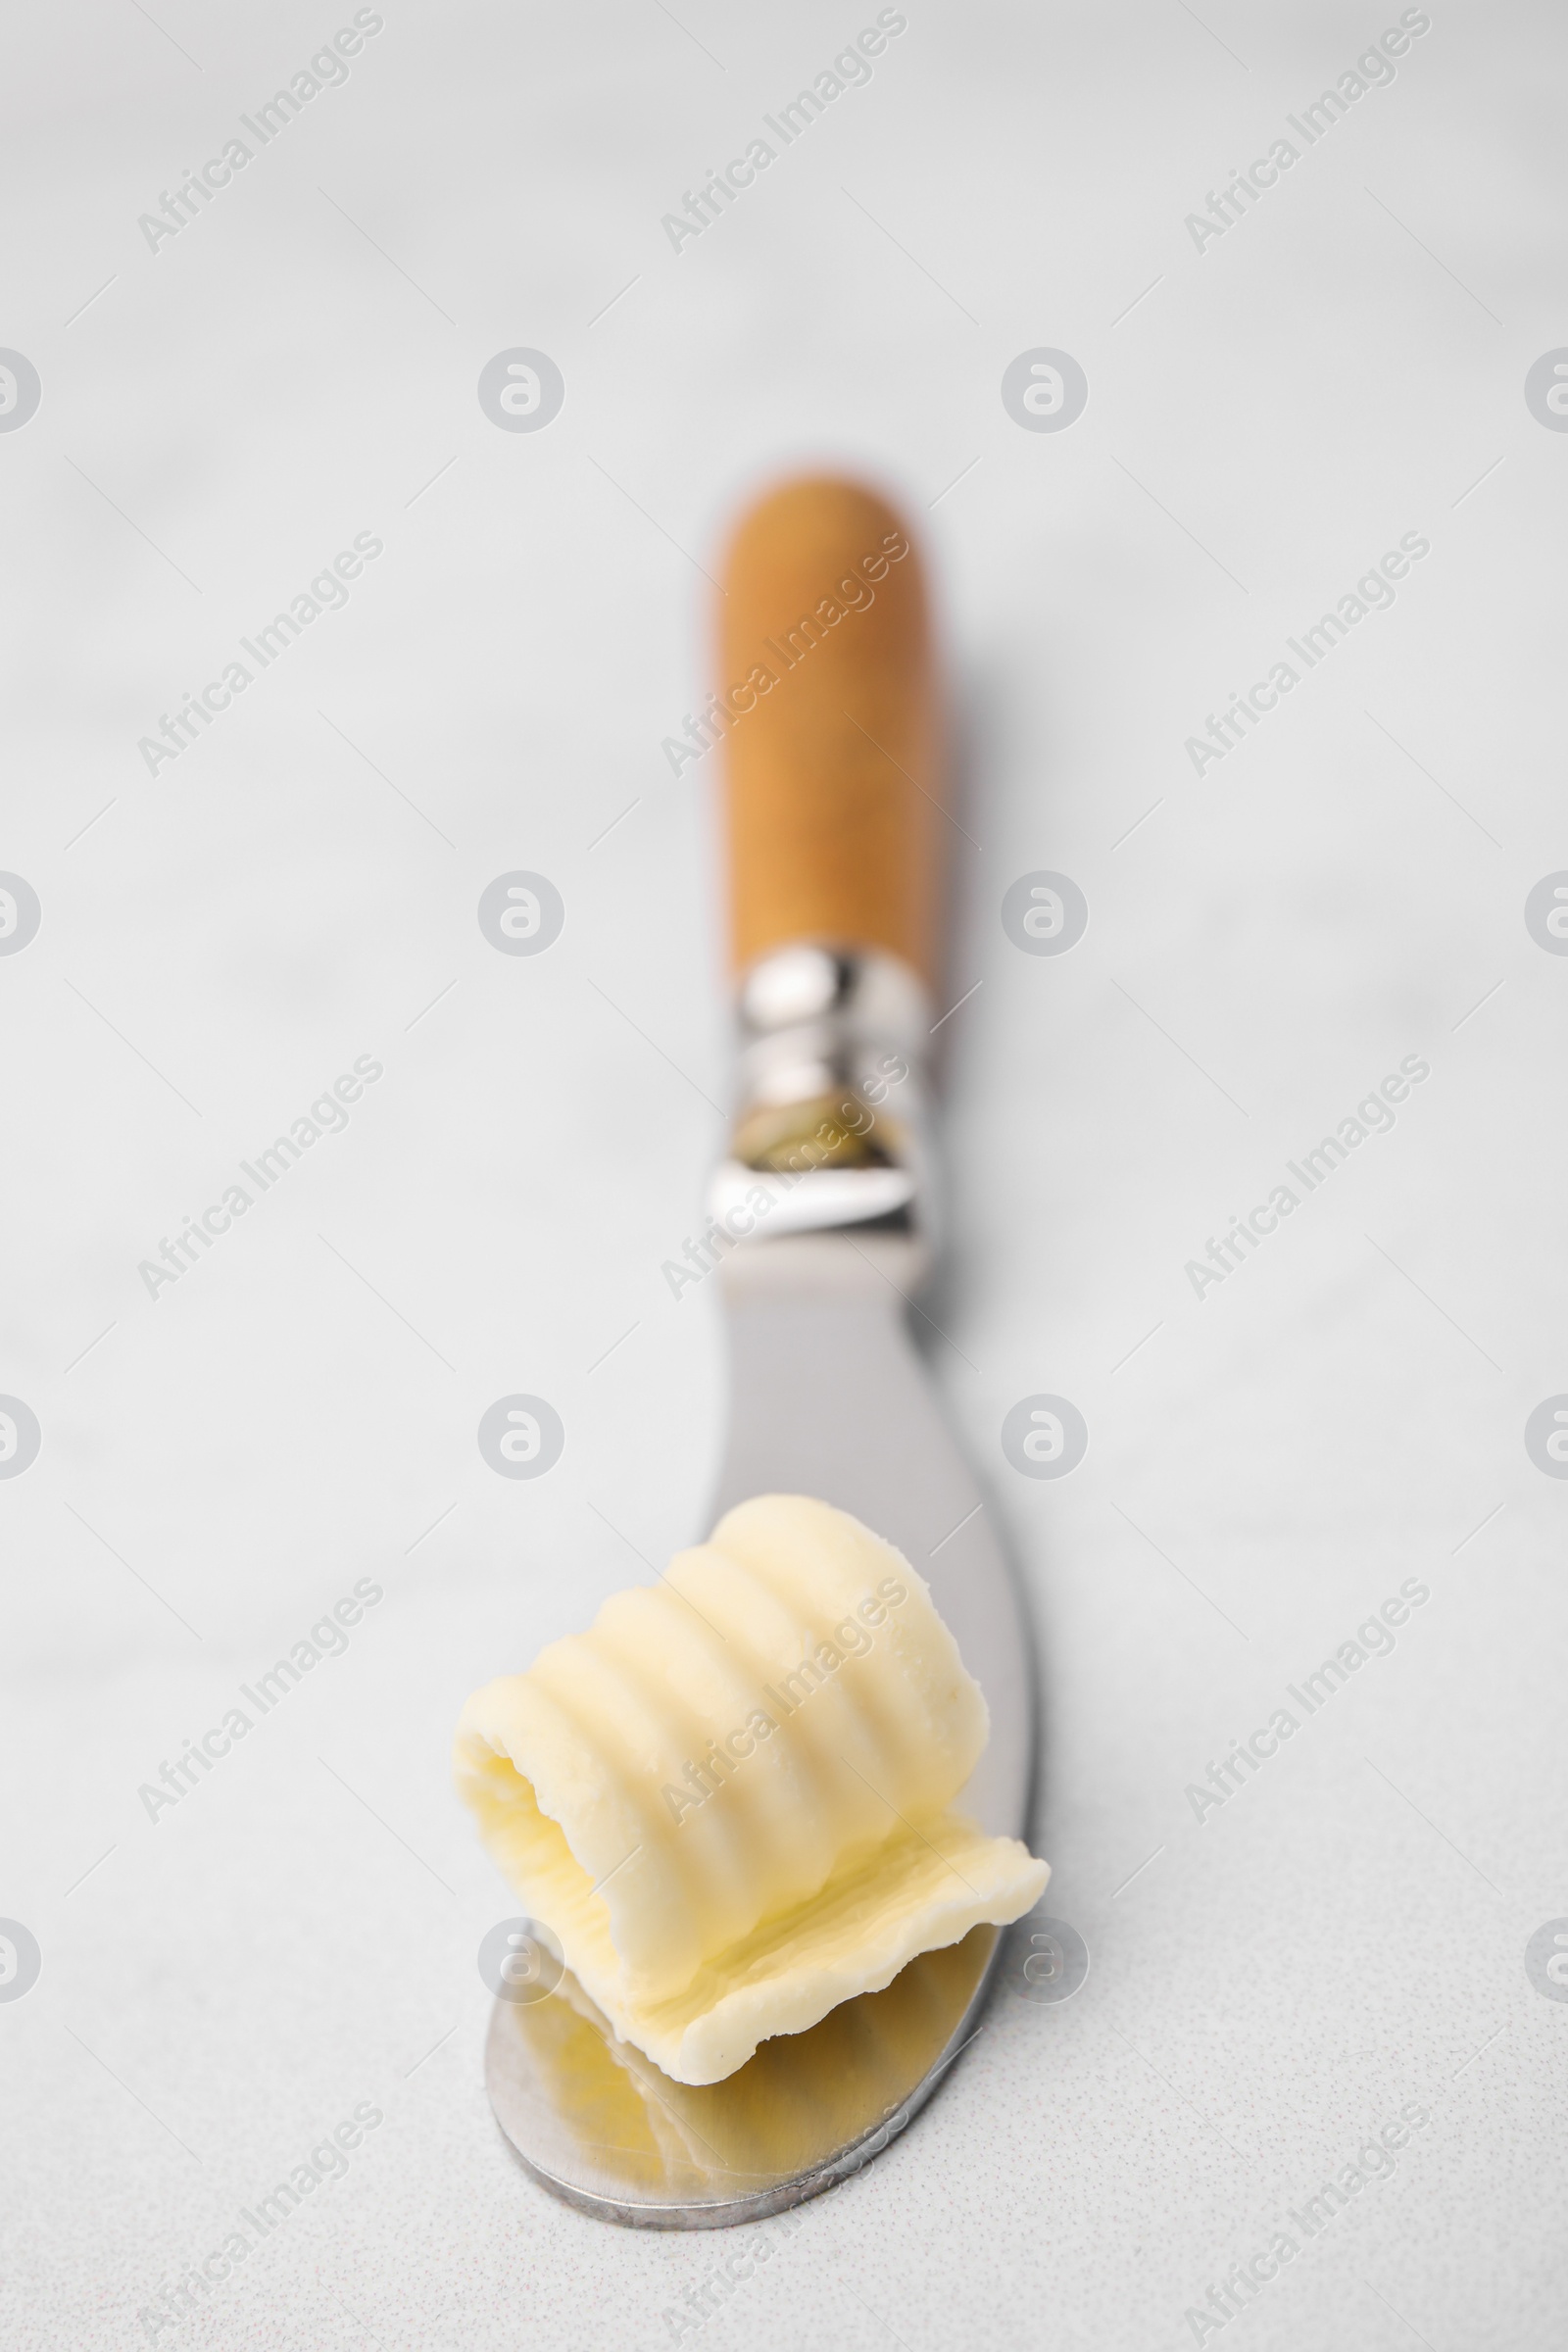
[454,1494,1047,2083]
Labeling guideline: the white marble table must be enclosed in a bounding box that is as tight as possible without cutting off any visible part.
[3,2,1564,2344]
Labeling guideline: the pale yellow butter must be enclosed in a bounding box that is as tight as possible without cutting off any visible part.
[453,1494,1048,2084]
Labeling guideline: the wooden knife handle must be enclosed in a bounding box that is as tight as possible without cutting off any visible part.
[716,476,942,982]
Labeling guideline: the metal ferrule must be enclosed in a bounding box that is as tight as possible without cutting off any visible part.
[708,945,932,1262]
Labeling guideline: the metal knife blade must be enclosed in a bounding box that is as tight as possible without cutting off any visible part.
[485,1237,1037,2229]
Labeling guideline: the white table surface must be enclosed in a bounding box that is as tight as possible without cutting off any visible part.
[4,2,1566,2345]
